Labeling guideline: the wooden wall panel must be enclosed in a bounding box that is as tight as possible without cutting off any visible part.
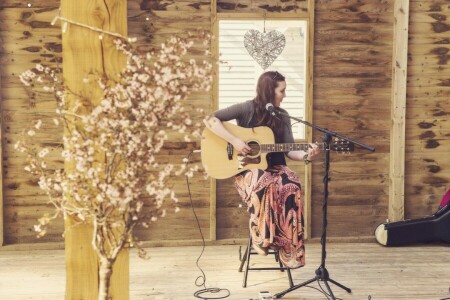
[312,0,393,238]
[215,178,248,240]
[0,2,63,245]
[127,1,213,243]
[217,0,309,13]
[406,0,450,220]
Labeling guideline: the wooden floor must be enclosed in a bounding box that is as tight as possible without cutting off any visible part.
[0,242,449,299]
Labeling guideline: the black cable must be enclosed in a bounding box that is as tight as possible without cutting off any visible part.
[316,279,344,300]
[185,151,231,300]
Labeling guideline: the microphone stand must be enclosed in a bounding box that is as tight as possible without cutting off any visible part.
[269,108,375,299]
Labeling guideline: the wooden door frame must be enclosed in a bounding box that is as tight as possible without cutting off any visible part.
[210,1,315,240]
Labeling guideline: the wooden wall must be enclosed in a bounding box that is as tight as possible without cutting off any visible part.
[406,0,450,218]
[0,2,64,244]
[311,0,393,237]
[0,0,448,246]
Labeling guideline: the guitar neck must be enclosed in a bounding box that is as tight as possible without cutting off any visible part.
[261,143,324,153]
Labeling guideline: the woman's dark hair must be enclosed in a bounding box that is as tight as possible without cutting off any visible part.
[253,71,286,139]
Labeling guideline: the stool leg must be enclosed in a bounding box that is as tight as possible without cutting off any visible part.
[242,235,252,288]
[238,245,248,272]
[287,268,294,287]
[275,251,285,272]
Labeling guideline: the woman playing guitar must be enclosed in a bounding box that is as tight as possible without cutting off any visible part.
[203,71,320,269]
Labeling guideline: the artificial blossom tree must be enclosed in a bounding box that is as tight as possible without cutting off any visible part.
[16,32,211,299]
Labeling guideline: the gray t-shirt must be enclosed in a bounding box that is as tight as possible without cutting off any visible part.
[213,100,295,143]
[213,100,295,167]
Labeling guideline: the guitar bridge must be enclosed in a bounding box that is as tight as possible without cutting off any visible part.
[227,143,233,160]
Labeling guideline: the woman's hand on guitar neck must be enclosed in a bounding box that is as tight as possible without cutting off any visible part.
[306,143,321,160]
[287,143,320,162]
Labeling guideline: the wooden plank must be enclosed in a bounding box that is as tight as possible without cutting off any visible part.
[316,11,392,23]
[313,109,391,132]
[312,205,388,237]
[409,11,450,22]
[128,0,211,13]
[314,65,392,78]
[217,0,309,14]
[0,1,59,8]
[409,20,450,35]
[217,12,310,19]
[314,76,391,89]
[407,76,450,87]
[407,85,450,98]
[2,204,64,244]
[216,207,248,239]
[60,0,129,299]
[389,0,409,222]
[210,0,218,242]
[134,208,211,240]
[408,33,450,45]
[304,0,315,240]
[0,70,3,246]
[316,0,393,12]
[315,23,393,46]
[407,64,450,76]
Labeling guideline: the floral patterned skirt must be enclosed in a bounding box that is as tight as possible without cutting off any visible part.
[235,165,305,269]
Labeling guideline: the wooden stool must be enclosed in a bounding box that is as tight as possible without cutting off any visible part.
[238,235,294,288]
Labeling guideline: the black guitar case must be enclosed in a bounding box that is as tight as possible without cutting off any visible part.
[375,189,450,246]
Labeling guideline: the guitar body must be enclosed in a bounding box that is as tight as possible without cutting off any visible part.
[201,122,354,179]
[201,122,274,179]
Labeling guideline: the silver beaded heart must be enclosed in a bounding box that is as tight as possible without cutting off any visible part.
[243,29,286,70]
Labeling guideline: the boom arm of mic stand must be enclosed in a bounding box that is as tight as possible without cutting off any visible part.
[273,110,375,153]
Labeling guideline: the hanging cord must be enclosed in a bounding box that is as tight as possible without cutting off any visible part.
[185,150,230,300]
[263,11,267,33]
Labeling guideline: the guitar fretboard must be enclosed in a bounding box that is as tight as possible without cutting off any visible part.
[261,143,325,153]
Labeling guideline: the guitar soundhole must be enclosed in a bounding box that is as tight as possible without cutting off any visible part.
[247,141,261,158]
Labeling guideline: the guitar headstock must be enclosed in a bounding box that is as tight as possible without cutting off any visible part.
[330,139,355,153]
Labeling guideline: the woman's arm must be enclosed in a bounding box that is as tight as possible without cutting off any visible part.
[203,116,251,155]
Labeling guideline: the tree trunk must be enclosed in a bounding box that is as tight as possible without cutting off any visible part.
[98,257,113,300]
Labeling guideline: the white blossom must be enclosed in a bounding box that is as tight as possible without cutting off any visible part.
[38,148,49,158]
[35,120,42,129]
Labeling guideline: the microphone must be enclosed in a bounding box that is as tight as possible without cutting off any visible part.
[265,103,277,116]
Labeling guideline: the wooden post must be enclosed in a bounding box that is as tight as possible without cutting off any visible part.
[389,0,409,222]
[61,0,129,299]
[210,0,218,241]
[0,70,3,246]
[304,0,315,240]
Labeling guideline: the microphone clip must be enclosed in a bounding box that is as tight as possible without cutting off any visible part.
[265,103,279,116]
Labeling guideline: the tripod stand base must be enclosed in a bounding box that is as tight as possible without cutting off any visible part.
[274,266,351,299]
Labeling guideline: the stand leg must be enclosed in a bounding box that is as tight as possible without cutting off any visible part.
[274,277,317,299]
[274,266,351,299]
[329,277,351,293]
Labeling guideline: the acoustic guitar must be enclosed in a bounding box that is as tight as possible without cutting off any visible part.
[201,122,354,179]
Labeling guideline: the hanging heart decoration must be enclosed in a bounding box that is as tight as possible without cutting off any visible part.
[243,29,286,70]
